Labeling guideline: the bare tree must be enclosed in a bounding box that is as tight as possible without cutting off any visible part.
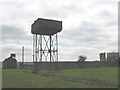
[77,55,87,62]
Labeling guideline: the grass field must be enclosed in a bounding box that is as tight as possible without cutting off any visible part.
[2,67,118,88]
[48,67,118,85]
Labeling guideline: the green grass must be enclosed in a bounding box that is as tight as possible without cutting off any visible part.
[2,67,118,88]
[2,69,97,88]
[48,67,118,85]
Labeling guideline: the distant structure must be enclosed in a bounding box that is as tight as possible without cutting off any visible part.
[100,52,119,61]
[107,52,119,61]
[22,46,24,64]
[100,52,106,61]
[31,18,62,73]
[2,54,17,69]
[20,46,24,69]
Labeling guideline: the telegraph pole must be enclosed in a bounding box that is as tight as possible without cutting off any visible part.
[22,46,24,64]
[21,46,24,69]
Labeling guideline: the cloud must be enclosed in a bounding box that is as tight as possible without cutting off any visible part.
[99,10,112,16]
[59,46,100,61]
[60,21,112,47]
[41,1,86,19]
[2,25,32,42]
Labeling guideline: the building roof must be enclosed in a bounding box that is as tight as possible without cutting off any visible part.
[3,56,17,62]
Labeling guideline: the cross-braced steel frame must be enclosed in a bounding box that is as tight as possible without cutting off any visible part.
[33,34,58,73]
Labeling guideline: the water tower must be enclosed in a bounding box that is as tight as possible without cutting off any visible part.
[31,18,62,73]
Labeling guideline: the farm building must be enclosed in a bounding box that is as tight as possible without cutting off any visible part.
[2,54,17,69]
[100,52,119,61]
[107,52,119,61]
[100,52,106,61]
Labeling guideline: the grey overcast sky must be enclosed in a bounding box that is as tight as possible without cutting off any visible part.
[1,0,118,62]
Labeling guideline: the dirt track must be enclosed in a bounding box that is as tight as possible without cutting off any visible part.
[24,70,117,88]
[39,73,117,88]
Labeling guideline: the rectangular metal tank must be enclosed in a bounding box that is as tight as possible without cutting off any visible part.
[31,18,62,35]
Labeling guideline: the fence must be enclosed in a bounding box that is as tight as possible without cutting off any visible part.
[31,61,118,71]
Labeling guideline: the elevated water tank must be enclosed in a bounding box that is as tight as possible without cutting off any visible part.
[31,18,62,35]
